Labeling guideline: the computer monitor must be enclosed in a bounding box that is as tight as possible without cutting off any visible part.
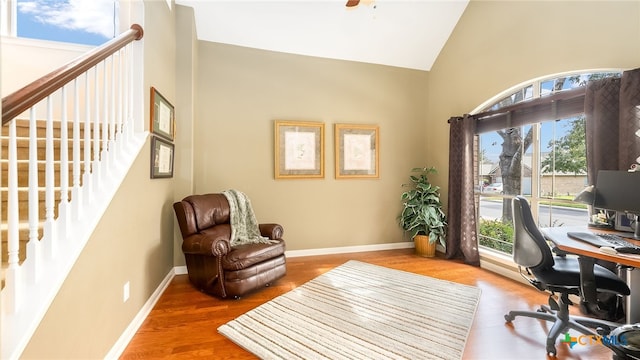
[594,170,640,238]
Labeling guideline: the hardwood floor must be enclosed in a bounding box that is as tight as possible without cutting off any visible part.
[120,249,613,359]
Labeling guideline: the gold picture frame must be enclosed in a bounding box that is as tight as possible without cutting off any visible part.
[150,136,174,178]
[274,120,324,179]
[150,87,175,141]
[335,123,379,179]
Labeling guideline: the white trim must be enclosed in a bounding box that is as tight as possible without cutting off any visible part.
[104,268,176,360]
[285,241,414,258]
[109,241,423,358]
[174,266,188,275]
[479,249,528,286]
[1,133,147,360]
[174,242,418,273]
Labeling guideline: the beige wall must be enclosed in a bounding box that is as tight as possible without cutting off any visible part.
[426,0,640,207]
[1,38,90,96]
[12,0,640,357]
[173,5,198,265]
[194,42,430,250]
[21,1,177,358]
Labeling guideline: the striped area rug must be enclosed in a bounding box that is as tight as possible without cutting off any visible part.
[218,260,481,360]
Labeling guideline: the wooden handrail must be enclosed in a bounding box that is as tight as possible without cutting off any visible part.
[2,24,144,126]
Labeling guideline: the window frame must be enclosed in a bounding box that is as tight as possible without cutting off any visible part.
[472,69,622,259]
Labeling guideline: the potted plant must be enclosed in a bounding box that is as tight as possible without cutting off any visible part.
[399,166,447,257]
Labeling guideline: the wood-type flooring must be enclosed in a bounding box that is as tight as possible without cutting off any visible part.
[120,248,614,360]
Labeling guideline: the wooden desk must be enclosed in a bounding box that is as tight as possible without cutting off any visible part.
[542,226,640,323]
[542,226,640,268]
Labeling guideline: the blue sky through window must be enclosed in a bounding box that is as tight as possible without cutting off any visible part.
[17,0,116,46]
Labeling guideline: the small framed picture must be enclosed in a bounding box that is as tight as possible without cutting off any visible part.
[274,120,325,179]
[150,136,174,178]
[615,211,636,232]
[150,87,175,141]
[334,123,379,179]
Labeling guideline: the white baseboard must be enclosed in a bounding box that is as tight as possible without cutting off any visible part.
[285,241,414,258]
[104,269,176,359]
[174,266,188,275]
[108,241,415,358]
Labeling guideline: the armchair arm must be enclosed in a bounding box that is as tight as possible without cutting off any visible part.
[182,231,231,256]
[259,223,284,240]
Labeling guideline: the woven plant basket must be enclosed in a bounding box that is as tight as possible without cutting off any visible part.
[414,234,436,257]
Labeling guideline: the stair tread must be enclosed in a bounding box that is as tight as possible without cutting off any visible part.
[0,221,44,230]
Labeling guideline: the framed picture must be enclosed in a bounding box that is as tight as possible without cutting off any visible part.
[150,136,174,178]
[615,211,636,233]
[274,120,324,179]
[150,87,175,141]
[335,124,379,179]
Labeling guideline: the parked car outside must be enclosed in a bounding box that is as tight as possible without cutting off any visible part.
[484,182,503,194]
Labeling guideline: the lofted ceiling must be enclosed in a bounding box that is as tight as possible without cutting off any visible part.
[174,0,469,71]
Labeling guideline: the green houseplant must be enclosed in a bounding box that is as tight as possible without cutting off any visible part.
[399,166,447,254]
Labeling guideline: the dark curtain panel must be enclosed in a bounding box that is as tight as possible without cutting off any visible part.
[619,68,640,168]
[446,115,480,266]
[585,77,621,182]
[585,68,640,181]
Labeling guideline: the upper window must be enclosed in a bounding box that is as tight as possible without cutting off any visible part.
[475,71,622,256]
[14,0,117,46]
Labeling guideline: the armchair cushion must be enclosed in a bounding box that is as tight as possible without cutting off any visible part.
[223,239,286,271]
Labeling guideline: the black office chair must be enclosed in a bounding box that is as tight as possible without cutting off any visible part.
[504,196,630,356]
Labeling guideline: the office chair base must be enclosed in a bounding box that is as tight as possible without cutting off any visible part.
[505,303,620,356]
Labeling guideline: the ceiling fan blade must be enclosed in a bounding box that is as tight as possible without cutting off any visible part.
[346,0,360,7]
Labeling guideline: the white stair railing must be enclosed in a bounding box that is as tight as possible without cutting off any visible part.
[1,24,144,360]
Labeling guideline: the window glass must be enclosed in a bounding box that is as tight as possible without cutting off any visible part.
[537,116,589,227]
[482,85,534,112]
[16,0,116,46]
[476,71,620,256]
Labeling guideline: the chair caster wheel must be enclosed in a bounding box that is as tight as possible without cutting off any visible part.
[504,314,515,322]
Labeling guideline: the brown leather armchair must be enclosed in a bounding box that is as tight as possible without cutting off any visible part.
[173,193,286,298]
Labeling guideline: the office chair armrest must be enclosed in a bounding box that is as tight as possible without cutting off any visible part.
[578,256,599,306]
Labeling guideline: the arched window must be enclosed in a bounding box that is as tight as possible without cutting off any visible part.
[475,70,621,255]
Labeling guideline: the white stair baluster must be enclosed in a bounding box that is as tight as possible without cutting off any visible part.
[117,49,124,155]
[25,106,42,285]
[58,87,70,241]
[72,78,82,220]
[83,71,93,207]
[109,54,116,161]
[4,118,21,314]
[93,64,101,189]
[101,58,109,173]
[44,96,57,259]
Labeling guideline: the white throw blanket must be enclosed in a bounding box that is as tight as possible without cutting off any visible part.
[222,189,275,246]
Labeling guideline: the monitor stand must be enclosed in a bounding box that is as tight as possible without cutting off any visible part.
[634,214,640,240]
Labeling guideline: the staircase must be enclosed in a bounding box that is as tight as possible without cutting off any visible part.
[1,119,95,269]
[1,24,145,360]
